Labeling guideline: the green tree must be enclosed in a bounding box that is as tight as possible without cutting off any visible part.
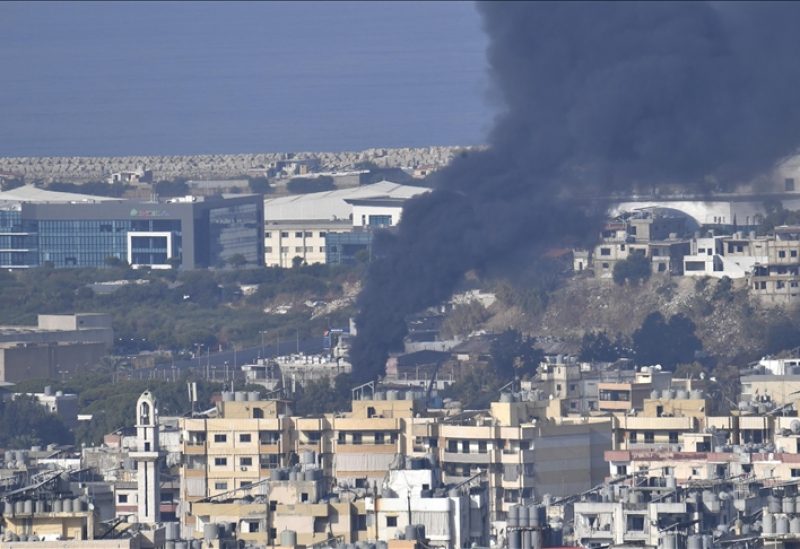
[612,253,651,285]
[154,179,189,197]
[579,331,629,362]
[632,312,702,370]
[489,329,543,379]
[227,254,248,268]
[442,364,502,408]
[247,177,273,194]
[0,396,74,448]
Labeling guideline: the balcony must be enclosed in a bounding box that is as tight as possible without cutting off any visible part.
[500,449,535,463]
[442,451,493,465]
[259,443,281,454]
[183,443,206,455]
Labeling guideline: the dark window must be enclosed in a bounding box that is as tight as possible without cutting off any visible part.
[240,434,251,443]
[387,516,398,527]
[214,434,227,443]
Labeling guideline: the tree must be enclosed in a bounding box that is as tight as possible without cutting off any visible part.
[227,254,248,268]
[612,253,651,285]
[105,256,129,268]
[489,329,543,379]
[579,331,629,362]
[765,318,800,354]
[154,179,189,197]
[291,256,305,269]
[442,364,502,409]
[248,177,273,194]
[632,312,702,370]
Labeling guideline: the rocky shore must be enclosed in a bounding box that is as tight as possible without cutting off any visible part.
[0,145,480,183]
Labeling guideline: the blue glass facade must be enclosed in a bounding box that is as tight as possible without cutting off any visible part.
[0,194,262,269]
[0,209,38,268]
[325,230,374,265]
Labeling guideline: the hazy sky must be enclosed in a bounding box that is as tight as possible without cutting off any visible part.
[0,1,492,157]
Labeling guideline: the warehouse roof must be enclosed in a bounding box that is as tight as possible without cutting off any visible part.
[264,180,429,221]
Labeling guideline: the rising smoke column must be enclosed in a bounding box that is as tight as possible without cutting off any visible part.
[350,2,800,381]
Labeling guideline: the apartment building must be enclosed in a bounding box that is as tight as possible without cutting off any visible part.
[590,211,691,278]
[750,225,800,305]
[179,397,295,517]
[437,397,612,524]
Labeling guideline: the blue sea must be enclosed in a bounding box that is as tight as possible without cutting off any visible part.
[0,1,492,157]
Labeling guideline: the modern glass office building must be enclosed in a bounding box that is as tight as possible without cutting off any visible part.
[0,189,263,269]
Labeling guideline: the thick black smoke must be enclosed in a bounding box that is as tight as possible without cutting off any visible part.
[351,2,800,381]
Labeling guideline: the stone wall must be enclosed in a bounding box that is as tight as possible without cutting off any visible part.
[0,145,481,183]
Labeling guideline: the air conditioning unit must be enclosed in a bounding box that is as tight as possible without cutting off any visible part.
[240,466,249,471]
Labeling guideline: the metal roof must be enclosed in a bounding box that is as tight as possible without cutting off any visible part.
[264,180,429,221]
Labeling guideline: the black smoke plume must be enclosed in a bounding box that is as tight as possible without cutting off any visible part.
[351,2,800,381]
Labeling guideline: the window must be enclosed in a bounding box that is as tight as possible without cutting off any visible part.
[602,262,609,269]
[240,457,253,467]
[478,441,488,454]
[356,515,367,531]
[295,232,303,238]
[280,232,289,238]
[629,431,637,443]
[214,434,227,443]
[627,516,645,531]
[280,246,289,253]
[214,481,228,491]
[791,468,800,478]
[617,465,627,476]
[240,434,252,443]
[600,247,611,256]
[118,494,129,503]
[569,384,576,392]
[375,432,385,444]
[319,232,327,238]
[780,251,787,258]
[304,232,312,237]
[214,457,228,466]
[793,250,798,258]
[265,246,273,253]
[295,246,303,253]
[301,492,309,502]
[319,246,326,253]
[669,432,679,444]
[386,516,398,528]
[644,432,654,444]
[265,232,272,239]
[352,433,362,445]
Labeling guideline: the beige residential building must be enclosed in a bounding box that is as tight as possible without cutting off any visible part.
[179,399,295,521]
[438,398,612,523]
[264,220,352,267]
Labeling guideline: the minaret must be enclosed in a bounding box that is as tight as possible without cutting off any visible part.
[132,390,161,524]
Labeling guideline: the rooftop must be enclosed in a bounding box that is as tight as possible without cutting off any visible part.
[0,185,121,205]
[263,180,430,221]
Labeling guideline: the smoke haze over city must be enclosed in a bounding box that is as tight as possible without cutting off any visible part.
[351,1,800,380]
